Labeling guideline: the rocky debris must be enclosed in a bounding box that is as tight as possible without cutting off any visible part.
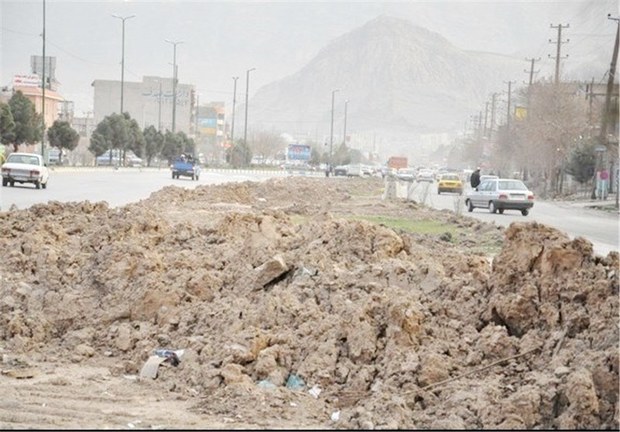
[0,176,617,429]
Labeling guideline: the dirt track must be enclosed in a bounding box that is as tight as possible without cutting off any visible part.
[0,176,617,429]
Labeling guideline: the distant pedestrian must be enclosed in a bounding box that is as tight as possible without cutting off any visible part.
[470,167,481,188]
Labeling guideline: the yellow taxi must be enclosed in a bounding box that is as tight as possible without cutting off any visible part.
[437,172,463,195]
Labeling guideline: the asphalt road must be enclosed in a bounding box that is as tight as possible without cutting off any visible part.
[2,169,618,257]
[400,180,619,257]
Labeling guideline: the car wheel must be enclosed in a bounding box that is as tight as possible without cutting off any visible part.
[498,208,504,214]
[489,201,497,213]
[467,200,474,212]
[2,178,7,187]
[521,209,529,216]
[10,180,14,187]
[171,172,175,179]
[34,180,41,189]
[42,181,47,189]
[438,190,441,195]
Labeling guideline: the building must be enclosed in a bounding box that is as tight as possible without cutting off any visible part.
[92,76,195,135]
[195,102,226,163]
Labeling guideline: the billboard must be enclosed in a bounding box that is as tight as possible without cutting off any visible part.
[287,144,311,161]
[13,74,41,88]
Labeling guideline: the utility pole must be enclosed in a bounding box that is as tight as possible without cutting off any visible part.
[601,14,619,206]
[230,76,238,146]
[342,99,349,146]
[165,39,183,133]
[244,68,256,146]
[483,101,489,138]
[600,15,619,144]
[549,24,570,85]
[489,93,498,139]
[41,0,46,159]
[504,81,515,130]
[524,57,541,86]
[329,89,339,174]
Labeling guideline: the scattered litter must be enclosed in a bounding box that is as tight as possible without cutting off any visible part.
[308,385,322,399]
[285,373,305,390]
[257,379,277,389]
[331,410,340,422]
[139,348,185,380]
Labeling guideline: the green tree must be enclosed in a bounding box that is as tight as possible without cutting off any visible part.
[0,102,16,149]
[161,131,183,162]
[8,90,42,151]
[123,113,145,162]
[89,113,130,164]
[566,142,596,185]
[47,120,79,164]
[143,125,164,166]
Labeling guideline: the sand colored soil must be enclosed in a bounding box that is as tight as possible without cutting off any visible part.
[0,176,617,429]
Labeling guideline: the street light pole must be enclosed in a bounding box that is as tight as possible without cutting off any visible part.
[343,99,349,146]
[112,14,135,114]
[158,80,162,132]
[329,89,339,174]
[165,39,183,133]
[244,68,255,146]
[41,0,46,159]
[230,76,238,145]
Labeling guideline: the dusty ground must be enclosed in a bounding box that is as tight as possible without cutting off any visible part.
[0,176,617,429]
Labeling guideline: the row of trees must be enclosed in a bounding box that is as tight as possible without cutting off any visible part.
[0,91,80,164]
[0,90,197,167]
[454,79,617,198]
[1,89,369,169]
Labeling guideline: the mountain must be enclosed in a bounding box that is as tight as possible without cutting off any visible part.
[248,16,526,145]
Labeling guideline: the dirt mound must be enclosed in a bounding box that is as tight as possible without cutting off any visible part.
[0,177,617,429]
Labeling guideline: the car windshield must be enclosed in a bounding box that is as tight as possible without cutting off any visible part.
[7,155,38,165]
[441,174,460,181]
[498,180,528,190]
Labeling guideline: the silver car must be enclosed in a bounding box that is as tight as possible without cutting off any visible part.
[465,178,534,216]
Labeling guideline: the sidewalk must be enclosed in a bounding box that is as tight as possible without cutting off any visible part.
[551,193,619,214]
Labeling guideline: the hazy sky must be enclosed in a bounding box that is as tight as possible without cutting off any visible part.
[1,0,616,116]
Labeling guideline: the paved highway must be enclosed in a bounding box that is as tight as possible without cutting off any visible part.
[398,180,619,257]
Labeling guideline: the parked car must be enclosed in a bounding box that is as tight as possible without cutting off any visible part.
[437,173,463,194]
[96,149,143,167]
[334,165,348,176]
[465,178,534,216]
[416,169,435,183]
[1,152,49,189]
[396,168,416,182]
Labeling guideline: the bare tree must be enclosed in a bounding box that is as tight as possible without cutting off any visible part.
[495,80,590,197]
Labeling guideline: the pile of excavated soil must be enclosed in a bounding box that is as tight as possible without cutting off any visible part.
[0,176,617,429]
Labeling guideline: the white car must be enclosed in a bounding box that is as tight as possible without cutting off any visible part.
[465,178,534,216]
[1,152,50,189]
[416,169,435,183]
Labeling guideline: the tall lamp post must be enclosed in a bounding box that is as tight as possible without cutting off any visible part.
[244,68,256,146]
[41,0,46,159]
[112,14,135,114]
[329,89,340,174]
[343,99,349,146]
[230,76,239,145]
[165,39,183,133]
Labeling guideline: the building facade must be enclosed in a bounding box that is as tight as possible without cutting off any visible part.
[92,76,195,135]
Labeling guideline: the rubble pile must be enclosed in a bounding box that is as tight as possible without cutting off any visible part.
[0,176,617,429]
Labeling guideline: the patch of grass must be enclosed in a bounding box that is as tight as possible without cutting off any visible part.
[347,215,457,235]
